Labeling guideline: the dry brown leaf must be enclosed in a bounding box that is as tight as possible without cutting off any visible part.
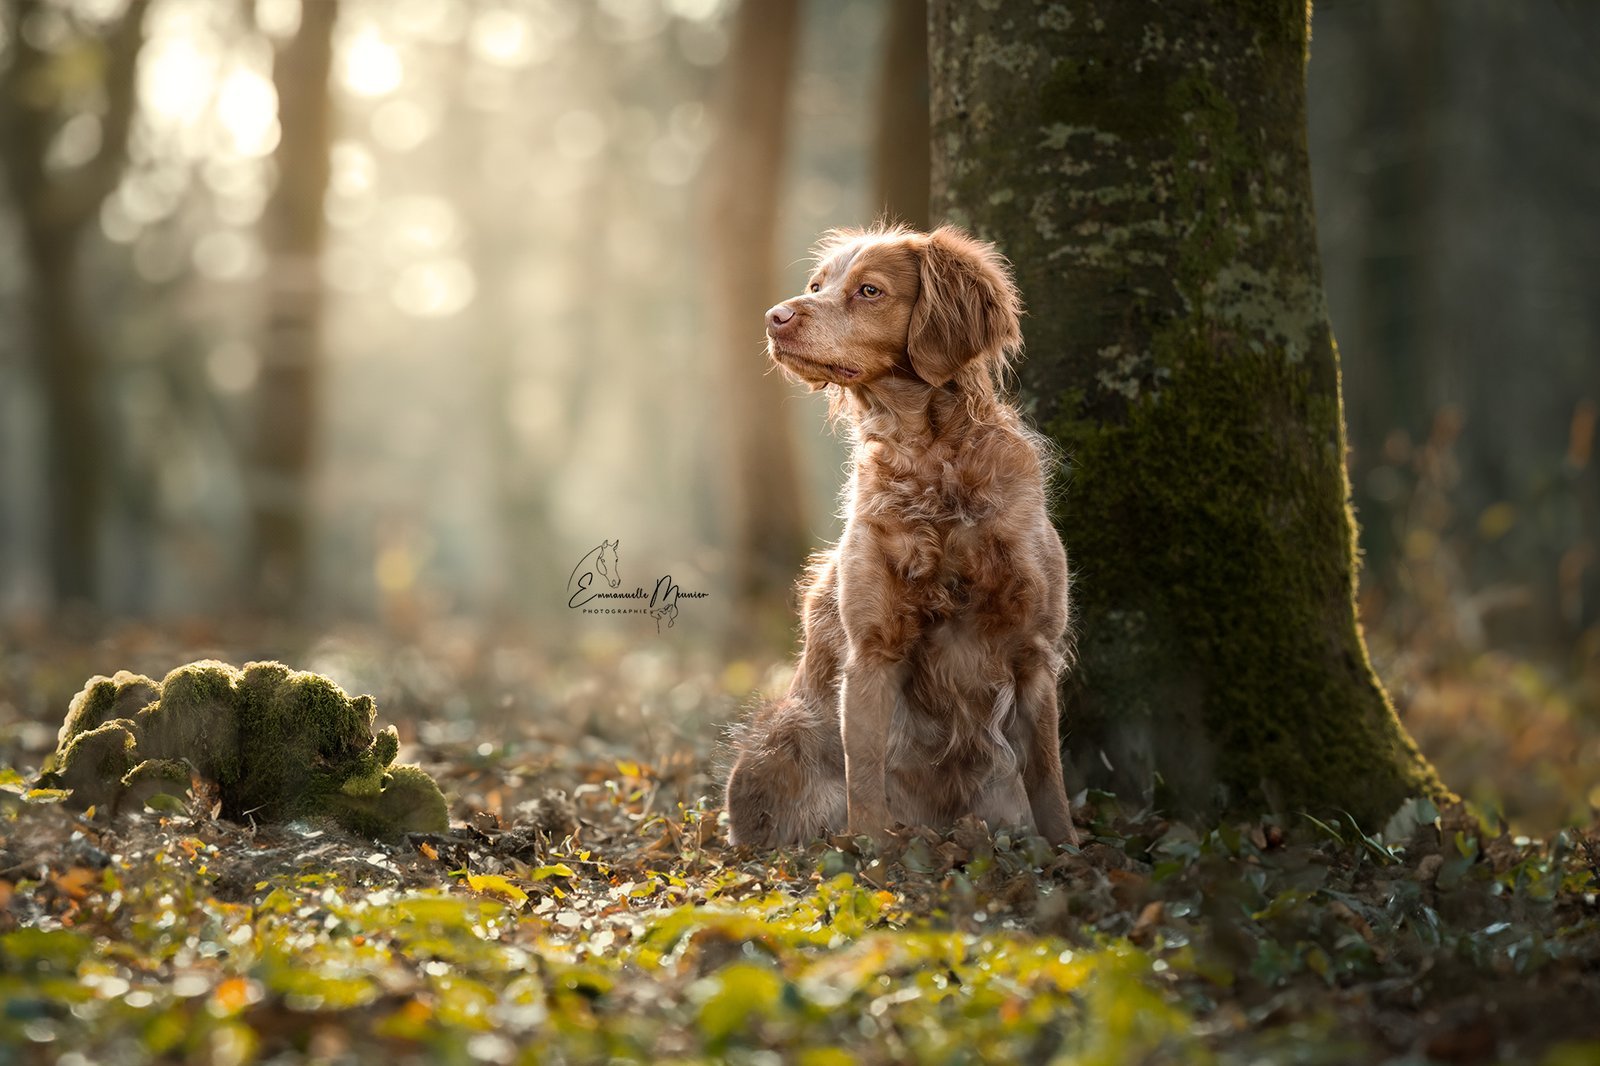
[1130,900,1165,945]
[52,866,96,900]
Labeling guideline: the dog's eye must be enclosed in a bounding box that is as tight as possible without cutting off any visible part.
[859,284,881,298]
[808,282,820,293]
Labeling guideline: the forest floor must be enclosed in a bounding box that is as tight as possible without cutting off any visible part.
[2,621,1599,1065]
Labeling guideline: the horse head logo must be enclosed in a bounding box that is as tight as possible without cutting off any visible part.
[595,538,620,589]
[568,539,622,606]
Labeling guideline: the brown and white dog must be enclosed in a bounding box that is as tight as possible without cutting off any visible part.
[724,224,1078,848]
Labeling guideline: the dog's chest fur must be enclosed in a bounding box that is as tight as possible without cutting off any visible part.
[847,431,1041,794]
[852,432,1030,623]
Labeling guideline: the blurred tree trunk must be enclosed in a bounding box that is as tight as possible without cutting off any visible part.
[872,0,929,229]
[704,0,807,647]
[929,0,1447,825]
[1314,2,1600,650]
[0,0,152,610]
[1353,2,1438,442]
[1339,1,1441,591]
[251,0,338,614]
[1436,1,1599,648]
[25,234,97,602]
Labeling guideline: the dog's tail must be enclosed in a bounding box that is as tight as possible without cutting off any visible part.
[721,694,845,847]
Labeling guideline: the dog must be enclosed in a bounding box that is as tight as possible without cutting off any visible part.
[724,223,1078,848]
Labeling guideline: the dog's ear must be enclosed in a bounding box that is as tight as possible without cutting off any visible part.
[906,226,1023,387]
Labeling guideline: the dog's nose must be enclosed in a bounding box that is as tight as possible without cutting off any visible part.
[766,303,796,331]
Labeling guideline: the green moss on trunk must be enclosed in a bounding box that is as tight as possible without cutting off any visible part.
[929,0,1446,824]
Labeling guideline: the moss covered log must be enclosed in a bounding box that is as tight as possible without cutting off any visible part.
[40,661,447,839]
[928,0,1447,824]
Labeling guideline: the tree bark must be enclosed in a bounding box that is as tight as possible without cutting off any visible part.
[872,0,930,229]
[0,0,152,609]
[928,0,1446,825]
[252,0,338,614]
[22,233,99,607]
[703,0,808,646]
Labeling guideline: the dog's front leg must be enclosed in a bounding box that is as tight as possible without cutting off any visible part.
[1019,660,1080,847]
[840,654,902,841]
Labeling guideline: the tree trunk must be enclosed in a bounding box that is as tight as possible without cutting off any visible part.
[0,0,152,610]
[25,234,100,607]
[873,0,930,229]
[1336,0,1441,593]
[928,0,1446,825]
[252,0,338,614]
[704,0,808,647]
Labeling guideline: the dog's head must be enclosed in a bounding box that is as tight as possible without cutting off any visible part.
[764,224,1023,391]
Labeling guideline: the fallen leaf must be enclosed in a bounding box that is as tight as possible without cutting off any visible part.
[52,867,96,900]
[529,863,576,880]
[465,873,529,904]
[1131,900,1165,945]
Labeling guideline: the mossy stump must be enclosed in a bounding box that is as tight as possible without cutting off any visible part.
[40,661,448,840]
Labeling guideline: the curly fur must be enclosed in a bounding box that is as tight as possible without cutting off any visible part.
[725,223,1078,848]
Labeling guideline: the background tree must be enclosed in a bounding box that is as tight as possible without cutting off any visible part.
[928,0,1445,825]
[1310,0,1600,654]
[249,0,338,614]
[703,0,808,646]
[0,0,152,609]
[872,0,929,229]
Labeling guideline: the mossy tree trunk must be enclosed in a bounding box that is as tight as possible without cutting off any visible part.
[252,0,338,614]
[928,0,1446,826]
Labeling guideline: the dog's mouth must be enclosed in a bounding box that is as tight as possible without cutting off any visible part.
[769,343,861,383]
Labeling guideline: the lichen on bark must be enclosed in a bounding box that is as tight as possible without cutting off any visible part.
[929,0,1447,824]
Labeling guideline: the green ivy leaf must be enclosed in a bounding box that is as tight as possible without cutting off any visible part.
[695,962,787,1047]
